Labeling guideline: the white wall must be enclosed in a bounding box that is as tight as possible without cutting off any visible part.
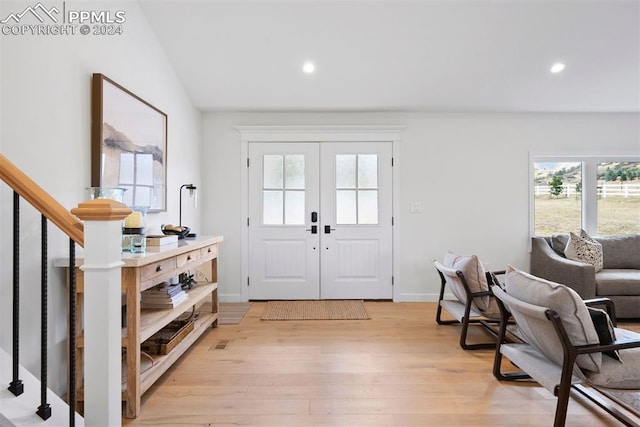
[0,1,202,394]
[202,112,640,302]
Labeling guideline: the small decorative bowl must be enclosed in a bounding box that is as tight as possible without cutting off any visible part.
[161,225,190,240]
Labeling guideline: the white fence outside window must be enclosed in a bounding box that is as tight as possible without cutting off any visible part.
[534,183,640,198]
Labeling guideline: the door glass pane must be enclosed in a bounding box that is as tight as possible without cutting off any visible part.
[285,155,305,189]
[336,190,357,224]
[285,190,305,225]
[533,162,582,236]
[597,161,640,235]
[263,190,283,225]
[263,155,283,189]
[358,154,378,189]
[358,190,378,224]
[336,155,356,188]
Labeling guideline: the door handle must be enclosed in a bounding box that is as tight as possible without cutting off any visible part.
[306,225,318,234]
[324,225,336,234]
[311,211,318,223]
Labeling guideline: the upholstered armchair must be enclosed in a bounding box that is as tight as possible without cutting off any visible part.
[492,267,640,427]
[434,253,502,350]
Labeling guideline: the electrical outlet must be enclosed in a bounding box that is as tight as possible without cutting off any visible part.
[410,203,422,214]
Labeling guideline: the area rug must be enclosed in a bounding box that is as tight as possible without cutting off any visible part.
[597,388,640,418]
[618,321,640,334]
[261,300,370,321]
[218,302,251,325]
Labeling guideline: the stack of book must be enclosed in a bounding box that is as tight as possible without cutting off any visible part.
[146,234,179,247]
[141,282,188,309]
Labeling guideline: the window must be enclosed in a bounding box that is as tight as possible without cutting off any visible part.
[532,157,640,237]
[533,162,582,236]
[336,154,379,225]
[262,154,305,225]
[597,161,640,236]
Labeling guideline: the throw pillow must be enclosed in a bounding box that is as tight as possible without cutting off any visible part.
[588,307,623,363]
[551,234,570,257]
[443,252,491,313]
[504,266,602,372]
[564,231,604,272]
[580,229,604,272]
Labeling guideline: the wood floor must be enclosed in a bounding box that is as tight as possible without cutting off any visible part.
[123,302,622,426]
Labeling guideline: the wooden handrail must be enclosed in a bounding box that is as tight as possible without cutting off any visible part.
[0,153,84,247]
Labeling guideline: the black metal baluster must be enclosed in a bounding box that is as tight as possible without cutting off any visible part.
[68,238,76,427]
[8,191,23,396]
[36,215,51,420]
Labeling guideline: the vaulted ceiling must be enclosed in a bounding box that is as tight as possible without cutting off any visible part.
[140,0,640,113]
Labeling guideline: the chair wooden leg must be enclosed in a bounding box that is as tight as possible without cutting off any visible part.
[493,349,531,381]
[553,382,571,427]
[493,303,530,381]
[459,318,498,350]
[435,302,459,325]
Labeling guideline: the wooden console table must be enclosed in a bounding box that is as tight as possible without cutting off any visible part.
[58,235,222,418]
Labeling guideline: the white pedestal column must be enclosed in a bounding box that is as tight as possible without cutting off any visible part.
[72,199,131,427]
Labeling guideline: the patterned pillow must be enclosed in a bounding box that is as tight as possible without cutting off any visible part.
[564,231,604,272]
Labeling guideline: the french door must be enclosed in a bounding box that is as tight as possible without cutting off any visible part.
[248,142,393,300]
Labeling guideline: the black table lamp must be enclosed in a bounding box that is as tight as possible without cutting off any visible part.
[179,184,197,236]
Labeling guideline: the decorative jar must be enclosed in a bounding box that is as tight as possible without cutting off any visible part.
[122,206,148,253]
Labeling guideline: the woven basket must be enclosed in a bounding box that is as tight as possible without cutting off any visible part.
[141,320,194,355]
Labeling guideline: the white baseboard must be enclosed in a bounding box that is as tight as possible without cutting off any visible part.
[218,293,443,303]
[219,293,244,303]
[394,293,441,302]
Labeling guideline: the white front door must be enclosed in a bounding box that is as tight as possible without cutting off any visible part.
[248,142,392,300]
[248,143,320,300]
[319,142,393,299]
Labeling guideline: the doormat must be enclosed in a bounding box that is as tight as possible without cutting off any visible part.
[219,302,251,325]
[261,300,370,321]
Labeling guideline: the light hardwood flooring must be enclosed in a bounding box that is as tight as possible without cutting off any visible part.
[123,302,622,426]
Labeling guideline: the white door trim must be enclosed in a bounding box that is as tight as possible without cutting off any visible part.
[236,125,404,302]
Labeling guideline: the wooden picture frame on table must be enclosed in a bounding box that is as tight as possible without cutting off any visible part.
[91,73,167,212]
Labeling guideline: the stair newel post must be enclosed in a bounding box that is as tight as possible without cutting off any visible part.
[71,199,131,427]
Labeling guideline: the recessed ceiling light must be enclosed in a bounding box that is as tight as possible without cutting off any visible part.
[550,62,565,74]
[302,62,315,74]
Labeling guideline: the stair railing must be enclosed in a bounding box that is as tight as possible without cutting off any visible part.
[1,153,129,426]
[1,153,84,425]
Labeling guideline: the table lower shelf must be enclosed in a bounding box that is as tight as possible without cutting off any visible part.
[137,308,217,396]
[75,308,217,407]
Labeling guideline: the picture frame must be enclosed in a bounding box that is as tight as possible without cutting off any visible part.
[91,73,167,211]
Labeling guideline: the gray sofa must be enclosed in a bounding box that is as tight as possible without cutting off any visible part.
[530,234,640,318]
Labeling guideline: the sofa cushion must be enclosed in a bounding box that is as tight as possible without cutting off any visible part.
[443,252,492,313]
[565,231,604,272]
[504,266,602,372]
[595,269,640,296]
[594,234,640,269]
[551,234,570,256]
